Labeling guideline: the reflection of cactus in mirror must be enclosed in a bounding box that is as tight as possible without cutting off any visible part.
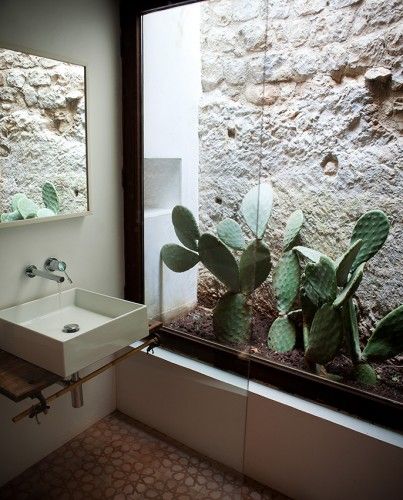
[42,182,60,215]
[1,182,60,222]
[268,208,402,386]
[161,184,273,343]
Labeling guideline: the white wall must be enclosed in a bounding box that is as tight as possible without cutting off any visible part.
[143,5,200,321]
[0,0,122,485]
[117,350,403,500]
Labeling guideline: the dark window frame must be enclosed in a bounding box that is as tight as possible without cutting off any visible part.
[119,0,403,431]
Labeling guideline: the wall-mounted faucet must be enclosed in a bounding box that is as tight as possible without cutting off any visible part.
[45,257,73,284]
[25,265,65,283]
[25,257,73,284]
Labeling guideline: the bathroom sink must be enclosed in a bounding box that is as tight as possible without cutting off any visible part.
[0,288,148,377]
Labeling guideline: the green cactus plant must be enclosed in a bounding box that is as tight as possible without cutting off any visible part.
[42,182,60,214]
[160,244,199,273]
[213,292,252,344]
[268,208,402,386]
[161,183,273,344]
[17,197,39,219]
[217,218,246,251]
[172,205,199,251]
[273,250,300,314]
[1,183,61,222]
[283,209,304,251]
[267,316,296,353]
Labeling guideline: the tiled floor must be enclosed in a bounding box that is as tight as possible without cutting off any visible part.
[0,411,287,500]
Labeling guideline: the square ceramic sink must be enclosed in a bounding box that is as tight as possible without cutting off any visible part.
[0,288,148,377]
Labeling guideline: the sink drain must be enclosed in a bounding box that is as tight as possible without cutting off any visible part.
[63,323,80,333]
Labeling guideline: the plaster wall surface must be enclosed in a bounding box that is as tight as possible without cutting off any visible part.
[0,0,122,485]
[143,6,201,320]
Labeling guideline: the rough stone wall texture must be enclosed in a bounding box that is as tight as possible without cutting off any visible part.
[199,0,403,330]
[0,48,87,219]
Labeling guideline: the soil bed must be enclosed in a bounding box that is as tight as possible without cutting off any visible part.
[168,305,403,404]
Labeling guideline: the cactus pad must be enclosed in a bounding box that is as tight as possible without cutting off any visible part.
[17,198,38,219]
[352,363,377,385]
[342,298,361,363]
[302,256,337,307]
[301,288,317,327]
[273,251,300,313]
[350,210,389,272]
[305,304,343,364]
[336,239,362,286]
[37,208,57,218]
[217,218,246,251]
[333,263,365,309]
[293,246,324,263]
[161,244,199,272]
[363,305,403,361]
[172,205,200,251]
[1,210,23,222]
[239,240,271,293]
[283,209,304,251]
[42,182,59,214]
[11,193,27,211]
[267,316,296,353]
[241,183,273,238]
[213,292,251,344]
[198,233,240,291]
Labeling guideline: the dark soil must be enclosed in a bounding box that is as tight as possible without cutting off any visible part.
[168,305,403,404]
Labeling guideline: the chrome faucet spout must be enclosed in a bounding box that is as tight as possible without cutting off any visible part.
[25,265,65,283]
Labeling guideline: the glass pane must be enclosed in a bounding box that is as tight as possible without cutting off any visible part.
[143,0,402,453]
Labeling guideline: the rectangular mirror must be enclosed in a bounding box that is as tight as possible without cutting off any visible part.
[0,46,89,227]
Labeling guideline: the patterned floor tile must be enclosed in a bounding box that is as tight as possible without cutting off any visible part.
[0,411,288,499]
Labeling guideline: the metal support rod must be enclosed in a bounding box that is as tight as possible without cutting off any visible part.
[12,330,161,423]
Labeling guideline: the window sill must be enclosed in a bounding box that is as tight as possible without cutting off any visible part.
[130,337,403,446]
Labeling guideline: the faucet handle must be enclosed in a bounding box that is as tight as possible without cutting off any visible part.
[44,257,73,284]
[62,268,73,284]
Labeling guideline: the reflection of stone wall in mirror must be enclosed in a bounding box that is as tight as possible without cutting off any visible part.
[0,47,88,224]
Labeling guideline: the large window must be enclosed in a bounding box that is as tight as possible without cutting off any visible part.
[122,0,403,429]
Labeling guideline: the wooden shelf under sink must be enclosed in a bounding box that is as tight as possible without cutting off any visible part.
[0,350,60,402]
[0,321,162,403]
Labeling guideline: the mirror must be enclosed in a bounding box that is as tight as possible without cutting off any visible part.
[0,46,89,227]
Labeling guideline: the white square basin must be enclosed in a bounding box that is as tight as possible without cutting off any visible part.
[0,288,148,377]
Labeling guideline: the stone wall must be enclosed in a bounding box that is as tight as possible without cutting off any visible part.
[199,0,403,328]
[0,48,87,219]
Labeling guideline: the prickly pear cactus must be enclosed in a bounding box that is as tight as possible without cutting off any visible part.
[161,243,199,272]
[363,305,403,361]
[305,304,343,365]
[267,316,296,353]
[333,263,365,309]
[213,292,251,344]
[283,210,304,251]
[217,218,246,251]
[335,239,362,287]
[273,251,300,314]
[11,193,27,211]
[352,363,377,385]
[350,210,389,272]
[172,205,200,251]
[42,182,59,214]
[241,184,273,239]
[17,198,38,219]
[1,211,23,222]
[302,256,337,307]
[36,208,57,218]
[198,233,240,292]
[293,246,324,263]
[239,240,271,293]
